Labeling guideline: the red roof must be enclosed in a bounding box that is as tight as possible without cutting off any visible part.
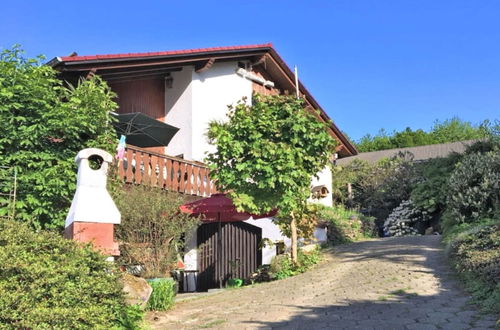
[60,43,274,62]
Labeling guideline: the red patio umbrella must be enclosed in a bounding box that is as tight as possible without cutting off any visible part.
[179,194,276,288]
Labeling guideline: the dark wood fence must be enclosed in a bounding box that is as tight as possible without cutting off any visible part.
[197,222,262,291]
[116,146,217,197]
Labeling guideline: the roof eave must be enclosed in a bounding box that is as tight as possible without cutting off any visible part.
[53,46,274,68]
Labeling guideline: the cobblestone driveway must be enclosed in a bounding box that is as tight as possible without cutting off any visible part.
[147,236,498,329]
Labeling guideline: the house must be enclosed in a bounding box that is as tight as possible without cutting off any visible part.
[51,44,357,290]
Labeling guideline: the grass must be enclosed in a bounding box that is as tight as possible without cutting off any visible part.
[388,288,418,298]
[198,319,226,328]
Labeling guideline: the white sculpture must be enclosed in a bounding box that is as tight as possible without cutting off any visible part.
[65,148,121,228]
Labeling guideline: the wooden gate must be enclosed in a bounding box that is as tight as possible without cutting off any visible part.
[197,222,262,291]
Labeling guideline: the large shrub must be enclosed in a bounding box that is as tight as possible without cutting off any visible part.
[447,223,500,314]
[0,219,138,329]
[333,155,418,215]
[442,151,500,232]
[114,184,199,278]
[318,205,377,244]
[383,200,430,236]
[410,153,462,216]
[0,46,117,229]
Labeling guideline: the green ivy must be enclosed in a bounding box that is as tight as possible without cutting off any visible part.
[0,46,118,229]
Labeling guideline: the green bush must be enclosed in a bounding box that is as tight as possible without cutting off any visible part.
[114,184,199,278]
[0,219,140,329]
[447,223,500,314]
[318,205,377,244]
[332,155,419,226]
[146,278,176,311]
[270,247,321,280]
[442,151,500,232]
[410,153,462,216]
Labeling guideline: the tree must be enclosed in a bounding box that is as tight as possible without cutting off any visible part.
[356,117,492,152]
[0,46,117,229]
[206,94,337,263]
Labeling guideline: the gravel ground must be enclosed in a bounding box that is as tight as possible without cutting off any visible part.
[147,236,498,329]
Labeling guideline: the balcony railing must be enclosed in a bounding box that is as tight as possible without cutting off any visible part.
[117,146,217,197]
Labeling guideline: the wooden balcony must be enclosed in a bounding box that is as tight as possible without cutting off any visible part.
[117,146,217,197]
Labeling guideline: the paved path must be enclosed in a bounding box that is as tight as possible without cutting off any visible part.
[147,236,498,329]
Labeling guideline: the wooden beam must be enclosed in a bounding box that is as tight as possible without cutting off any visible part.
[195,58,215,73]
[59,52,266,72]
[251,55,266,66]
[85,68,97,79]
[102,72,169,82]
[98,67,182,78]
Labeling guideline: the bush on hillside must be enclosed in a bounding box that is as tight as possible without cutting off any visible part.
[332,155,420,233]
[383,200,430,236]
[410,153,462,217]
[0,219,139,329]
[269,246,322,280]
[447,224,500,314]
[442,151,500,232]
[318,205,377,244]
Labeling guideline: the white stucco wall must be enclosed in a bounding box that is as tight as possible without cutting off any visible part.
[190,62,252,162]
[309,165,334,207]
[165,68,194,159]
[243,217,291,265]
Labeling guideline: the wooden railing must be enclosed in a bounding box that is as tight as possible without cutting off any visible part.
[117,146,217,197]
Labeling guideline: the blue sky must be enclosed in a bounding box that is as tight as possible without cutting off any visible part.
[1,1,498,141]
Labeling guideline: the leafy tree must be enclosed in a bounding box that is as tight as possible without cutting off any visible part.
[0,46,117,229]
[356,117,492,152]
[430,118,490,144]
[206,94,336,263]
